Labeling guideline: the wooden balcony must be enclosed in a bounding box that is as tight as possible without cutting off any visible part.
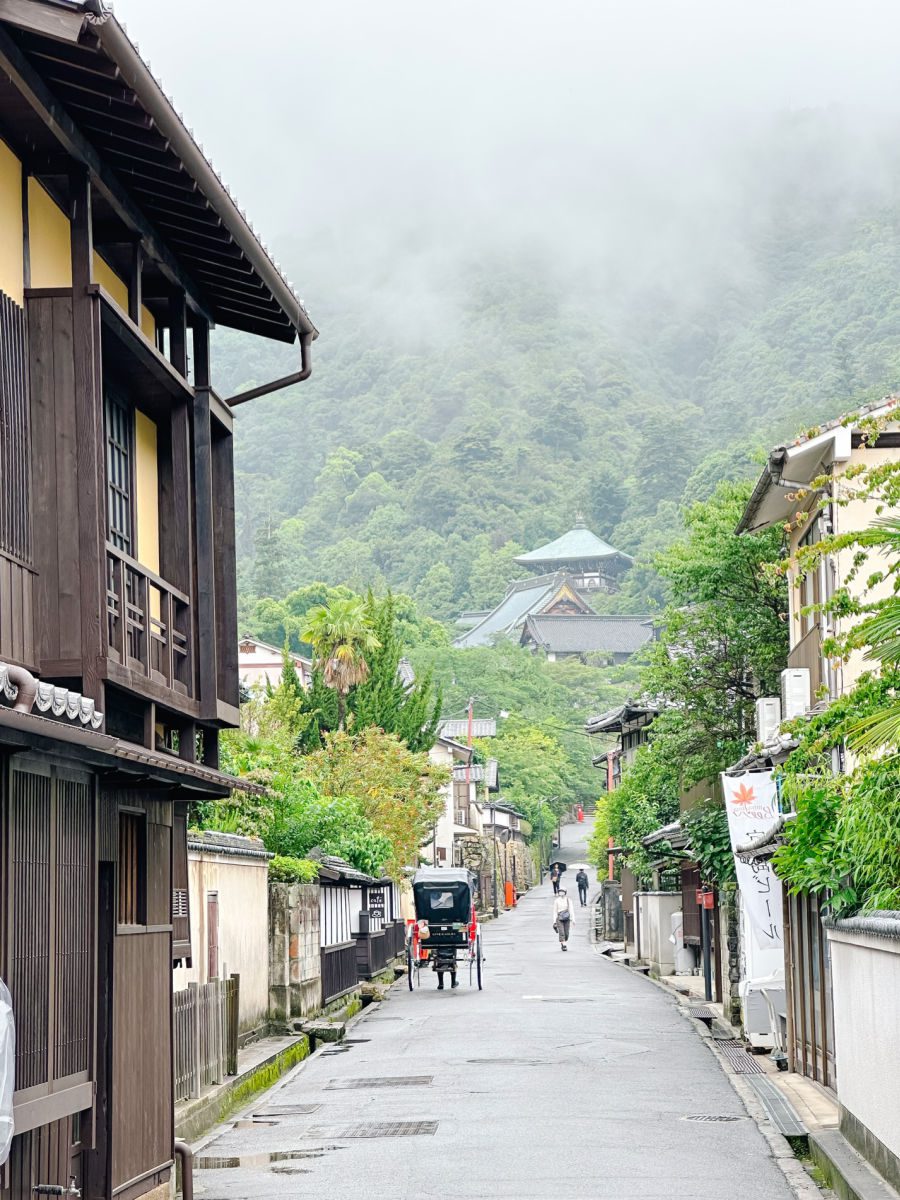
[105,542,192,698]
[788,623,825,697]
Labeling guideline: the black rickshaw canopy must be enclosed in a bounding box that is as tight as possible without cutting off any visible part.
[412,867,475,925]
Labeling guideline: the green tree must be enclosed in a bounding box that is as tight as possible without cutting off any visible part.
[301,596,380,730]
[348,592,442,752]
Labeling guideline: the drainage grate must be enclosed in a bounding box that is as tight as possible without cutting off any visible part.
[689,1005,716,1020]
[717,1040,764,1075]
[305,1121,438,1138]
[683,1114,745,1123]
[326,1075,432,1090]
[746,1076,807,1137]
[254,1105,321,1117]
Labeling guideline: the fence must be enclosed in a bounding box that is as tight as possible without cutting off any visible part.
[174,974,239,1103]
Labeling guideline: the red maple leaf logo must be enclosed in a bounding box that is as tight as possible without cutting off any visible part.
[730,782,755,807]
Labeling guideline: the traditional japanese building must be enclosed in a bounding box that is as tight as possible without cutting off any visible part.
[0,4,315,1199]
[512,519,632,593]
[454,520,633,650]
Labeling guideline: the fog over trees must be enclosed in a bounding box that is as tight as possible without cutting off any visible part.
[123,1,900,613]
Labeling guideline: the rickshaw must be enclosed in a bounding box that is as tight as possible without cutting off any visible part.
[407,867,483,990]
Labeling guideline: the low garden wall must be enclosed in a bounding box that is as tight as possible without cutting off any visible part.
[826,911,900,1191]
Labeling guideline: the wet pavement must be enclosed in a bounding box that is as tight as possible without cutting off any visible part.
[192,821,796,1199]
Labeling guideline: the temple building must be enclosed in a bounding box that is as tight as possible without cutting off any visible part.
[512,518,632,592]
[454,521,642,655]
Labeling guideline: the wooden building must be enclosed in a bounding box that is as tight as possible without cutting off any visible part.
[0,5,315,1199]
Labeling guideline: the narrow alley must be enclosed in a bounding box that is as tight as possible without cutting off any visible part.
[191,822,797,1200]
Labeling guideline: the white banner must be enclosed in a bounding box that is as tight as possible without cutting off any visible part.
[721,771,784,951]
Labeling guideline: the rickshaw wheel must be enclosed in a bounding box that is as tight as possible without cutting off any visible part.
[476,935,483,990]
[407,940,415,991]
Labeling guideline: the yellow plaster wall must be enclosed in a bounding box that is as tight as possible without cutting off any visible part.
[134,409,160,575]
[93,251,156,341]
[28,178,72,288]
[0,139,23,305]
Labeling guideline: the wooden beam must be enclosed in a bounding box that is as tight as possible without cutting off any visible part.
[193,385,218,720]
[69,167,105,713]
[128,242,142,326]
[168,290,187,378]
[0,24,214,323]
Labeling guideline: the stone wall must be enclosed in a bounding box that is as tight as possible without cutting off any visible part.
[269,882,322,1023]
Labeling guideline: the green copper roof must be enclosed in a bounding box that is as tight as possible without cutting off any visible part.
[514,524,631,566]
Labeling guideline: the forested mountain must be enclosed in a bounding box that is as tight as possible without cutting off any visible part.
[214,111,900,625]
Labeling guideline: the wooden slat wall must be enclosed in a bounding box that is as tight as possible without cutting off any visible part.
[54,778,93,1080]
[10,767,52,1091]
[27,292,82,670]
[0,1116,72,1200]
[0,291,31,564]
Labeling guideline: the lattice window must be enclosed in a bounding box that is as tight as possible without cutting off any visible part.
[104,389,133,554]
[0,291,31,562]
[117,810,146,926]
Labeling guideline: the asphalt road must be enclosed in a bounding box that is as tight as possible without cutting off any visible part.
[193,821,795,1200]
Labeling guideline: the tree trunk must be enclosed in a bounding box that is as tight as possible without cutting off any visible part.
[337,691,346,731]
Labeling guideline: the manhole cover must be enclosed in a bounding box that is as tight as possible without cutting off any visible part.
[254,1105,321,1117]
[305,1121,437,1138]
[683,1114,745,1123]
[326,1075,433,1090]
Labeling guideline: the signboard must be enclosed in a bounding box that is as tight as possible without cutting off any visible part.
[367,888,386,920]
[721,771,784,950]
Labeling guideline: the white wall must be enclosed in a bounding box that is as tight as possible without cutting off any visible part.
[172,844,270,1034]
[828,923,900,1165]
[635,892,681,975]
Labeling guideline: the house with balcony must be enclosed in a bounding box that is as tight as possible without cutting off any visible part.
[0,4,315,1199]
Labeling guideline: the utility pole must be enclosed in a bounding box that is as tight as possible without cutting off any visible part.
[491,803,499,919]
[700,891,713,1002]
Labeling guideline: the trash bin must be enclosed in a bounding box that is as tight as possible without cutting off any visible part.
[504,880,516,908]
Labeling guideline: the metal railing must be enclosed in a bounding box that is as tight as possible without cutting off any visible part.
[173,975,239,1103]
[106,542,192,694]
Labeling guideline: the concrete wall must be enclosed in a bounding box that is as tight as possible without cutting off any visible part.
[827,918,900,1189]
[269,883,322,1022]
[172,839,270,1035]
[635,892,681,975]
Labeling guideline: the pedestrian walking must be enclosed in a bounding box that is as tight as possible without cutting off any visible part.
[576,867,589,907]
[553,888,575,950]
[550,865,560,895]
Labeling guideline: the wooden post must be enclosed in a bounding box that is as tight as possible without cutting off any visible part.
[191,318,218,720]
[128,242,143,326]
[188,982,200,1099]
[69,166,105,710]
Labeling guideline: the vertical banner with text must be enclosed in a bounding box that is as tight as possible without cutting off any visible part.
[720,771,784,950]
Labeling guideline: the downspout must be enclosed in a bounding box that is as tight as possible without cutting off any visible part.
[226,331,313,407]
[174,1140,193,1200]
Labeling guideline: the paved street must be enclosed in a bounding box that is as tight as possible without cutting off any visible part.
[193,822,796,1200]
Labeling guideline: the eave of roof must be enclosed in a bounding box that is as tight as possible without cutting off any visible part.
[0,1,315,342]
[736,398,900,535]
[585,701,658,735]
[513,524,632,566]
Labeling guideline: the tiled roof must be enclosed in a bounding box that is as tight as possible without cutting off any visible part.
[522,614,654,655]
[514,524,632,566]
[585,701,658,735]
[439,718,497,738]
[452,759,499,789]
[453,573,591,648]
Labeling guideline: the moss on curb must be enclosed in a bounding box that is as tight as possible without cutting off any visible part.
[176,1038,310,1143]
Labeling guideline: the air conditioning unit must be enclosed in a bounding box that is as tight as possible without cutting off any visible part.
[754,697,782,743]
[781,668,811,721]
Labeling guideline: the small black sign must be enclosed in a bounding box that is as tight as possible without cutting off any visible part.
[367,889,386,919]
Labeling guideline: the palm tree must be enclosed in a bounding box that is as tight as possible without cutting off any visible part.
[846,517,900,751]
[300,597,380,731]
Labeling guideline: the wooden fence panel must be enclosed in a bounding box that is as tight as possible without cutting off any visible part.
[173,975,239,1104]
